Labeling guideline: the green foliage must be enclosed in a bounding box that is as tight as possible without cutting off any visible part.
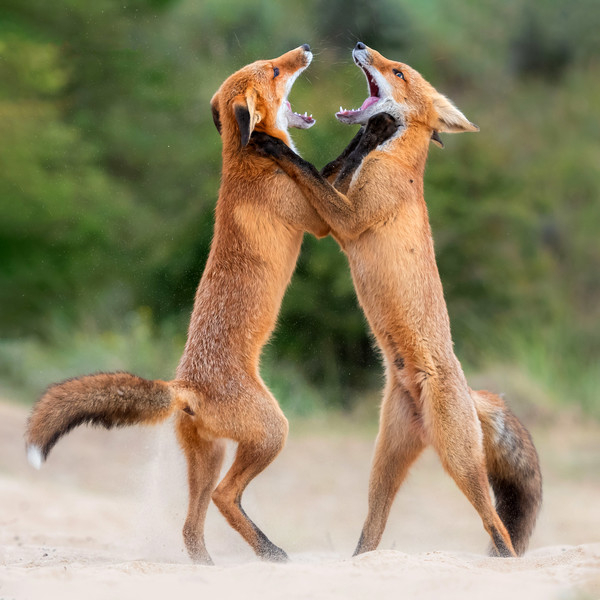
[0,310,330,417]
[0,310,183,401]
[1,0,599,414]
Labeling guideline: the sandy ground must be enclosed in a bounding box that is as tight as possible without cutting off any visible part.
[1,400,599,599]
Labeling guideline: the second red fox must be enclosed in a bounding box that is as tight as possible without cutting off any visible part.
[250,42,542,558]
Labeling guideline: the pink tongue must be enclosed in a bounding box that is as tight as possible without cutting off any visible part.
[360,96,379,110]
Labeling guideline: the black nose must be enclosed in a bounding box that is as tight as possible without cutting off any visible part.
[301,43,310,52]
[355,42,366,50]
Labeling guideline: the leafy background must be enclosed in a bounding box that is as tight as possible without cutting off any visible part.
[1,0,599,417]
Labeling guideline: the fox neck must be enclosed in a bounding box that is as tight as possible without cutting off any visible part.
[384,118,432,176]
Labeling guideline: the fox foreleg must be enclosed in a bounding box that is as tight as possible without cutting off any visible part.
[334,113,399,193]
[320,126,365,181]
[250,130,354,217]
[250,113,399,238]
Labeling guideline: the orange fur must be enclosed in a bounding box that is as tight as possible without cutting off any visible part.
[251,44,542,557]
[25,46,329,564]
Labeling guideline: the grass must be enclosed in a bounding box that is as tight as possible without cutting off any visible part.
[0,310,350,418]
[468,324,600,419]
[1,310,598,421]
[0,310,183,405]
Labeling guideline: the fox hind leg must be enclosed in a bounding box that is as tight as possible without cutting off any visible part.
[176,414,226,564]
[210,387,289,562]
[354,379,426,555]
[422,375,516,557]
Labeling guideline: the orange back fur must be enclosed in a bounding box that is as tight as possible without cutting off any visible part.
[176,48,328,398]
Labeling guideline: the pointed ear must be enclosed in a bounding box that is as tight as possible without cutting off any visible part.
[432,93,479,134]
[232,87,262,146]
[210,90,222,135]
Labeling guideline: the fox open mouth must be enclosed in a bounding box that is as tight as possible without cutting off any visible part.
[281,52,316,130]
[285,100,315,129]
[336,58,381,122]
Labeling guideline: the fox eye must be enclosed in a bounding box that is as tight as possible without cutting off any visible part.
[273,67,280,78]
[393,69,405,80]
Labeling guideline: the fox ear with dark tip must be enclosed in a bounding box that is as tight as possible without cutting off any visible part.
[432,93,479,134]
[210,90,222,135]
[232,87,263,146]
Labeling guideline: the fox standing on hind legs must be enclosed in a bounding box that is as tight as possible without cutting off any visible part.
[251,43,542,558]
[25,45,329,565]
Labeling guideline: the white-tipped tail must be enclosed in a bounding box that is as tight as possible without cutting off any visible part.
[27,444,43,470]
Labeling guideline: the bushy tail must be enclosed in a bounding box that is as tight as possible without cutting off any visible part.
[25,372,180,468]
[473,389,543,556]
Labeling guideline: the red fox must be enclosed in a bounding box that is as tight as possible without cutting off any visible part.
[250,43,542,558]
[25,45,330,564]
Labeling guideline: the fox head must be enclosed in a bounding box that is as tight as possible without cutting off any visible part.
[337,43,478,147]
[211,45,315,151]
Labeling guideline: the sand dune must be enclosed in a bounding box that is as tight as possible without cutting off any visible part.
[1,401,598,599]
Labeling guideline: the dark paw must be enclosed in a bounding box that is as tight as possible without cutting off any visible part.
[490,527,517,558]
[321,160,340,178]
[249,131,286,158]
[256,537,289,562]
[263,546,289,563]
[364,112,400,144]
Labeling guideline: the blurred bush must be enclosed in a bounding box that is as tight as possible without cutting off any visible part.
[1,0,599,414]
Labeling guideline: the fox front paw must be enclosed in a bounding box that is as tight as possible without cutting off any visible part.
[249,131,287,159]
[364,113,400,145]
